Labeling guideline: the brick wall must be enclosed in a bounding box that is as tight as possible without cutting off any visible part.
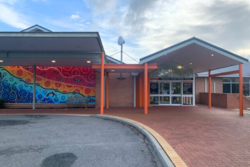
[95,72,134,108]
[195,77,223,104]
[200,92,250,110]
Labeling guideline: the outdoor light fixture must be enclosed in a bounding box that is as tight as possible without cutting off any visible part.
[87,61,91,63]
[168,69,173,72]
[0,60,3,63]
[190,63,192,65]
[211,54,214,57]
[111,70,115,72]
[51,60,56,63]
[177,65,182,69]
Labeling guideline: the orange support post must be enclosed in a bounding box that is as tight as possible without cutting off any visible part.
[148,73,150,107]
[208,70,211,108]
[100,53,104,114]
[106,72,109,109]
[144,63,148,114]
[239,63,243,116]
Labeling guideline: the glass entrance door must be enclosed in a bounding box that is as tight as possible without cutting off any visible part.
[159,82,170,104]
[150,80,191,105]
[171,82,182,104]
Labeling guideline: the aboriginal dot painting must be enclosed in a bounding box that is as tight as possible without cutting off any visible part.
[0,66,96,104]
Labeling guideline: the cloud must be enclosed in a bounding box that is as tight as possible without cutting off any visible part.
[0,1,30,29]
[71,14,80,19]
[84,0,250,62]
[82,0,117,14]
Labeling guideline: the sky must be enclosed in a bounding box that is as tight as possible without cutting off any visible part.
[0,0,249,64]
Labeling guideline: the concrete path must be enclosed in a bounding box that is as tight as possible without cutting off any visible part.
[0,115,163,167]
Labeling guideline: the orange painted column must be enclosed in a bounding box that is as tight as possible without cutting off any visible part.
[239,63,243,116]
[148,73,150,107]
[144,63,148,114]
[208,70,211,108]
[106,72,109,109]
[100,53,104,114]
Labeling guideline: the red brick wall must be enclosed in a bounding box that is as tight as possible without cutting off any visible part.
[195,77,223,104]
[200,93,227,108]
[95,72,134,108]
[200,92,250,110]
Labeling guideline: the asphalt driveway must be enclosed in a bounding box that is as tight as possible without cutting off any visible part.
[0,115,163,167]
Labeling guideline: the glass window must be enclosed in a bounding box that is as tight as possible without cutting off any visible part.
[183,82,192,95]
[231,78,239,82]
[150,96,159,105]
[160,82,170,94]
[223,83,231,93]
[232,83,239,93]
[223,78,231,82]
[243,83,249,96]
[243,77,250,83]
[172,96,181,104]
[150,60,193,78]
[171,82,181,94]
[150,82,159,94]
[182,66,193,78]
[160,96,170,104]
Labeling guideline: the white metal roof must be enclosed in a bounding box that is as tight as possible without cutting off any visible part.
[140,37,248,73]
[0,25,107,67]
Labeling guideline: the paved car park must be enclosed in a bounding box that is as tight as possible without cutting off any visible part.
[0,115,163,167]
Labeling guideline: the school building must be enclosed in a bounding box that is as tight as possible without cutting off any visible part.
[0,25,249,115]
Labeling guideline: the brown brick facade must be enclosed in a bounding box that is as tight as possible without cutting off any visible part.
[195,77,223,103]
[95,72,134,108]
[200,92,250,110]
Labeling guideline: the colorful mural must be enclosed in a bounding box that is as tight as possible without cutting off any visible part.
[0,66,96,104]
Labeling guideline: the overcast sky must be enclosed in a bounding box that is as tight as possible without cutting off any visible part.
[0,0,249,63]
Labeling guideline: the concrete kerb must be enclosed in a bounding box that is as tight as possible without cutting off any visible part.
[0,113,177,167]
[92,115,175,167]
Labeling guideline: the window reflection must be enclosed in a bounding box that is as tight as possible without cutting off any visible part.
[150,60,193,78]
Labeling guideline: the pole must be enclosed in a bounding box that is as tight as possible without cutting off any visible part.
[144,63,148,114]
[239,63,243,116]
[208,70,211,108]
[100,53,104,114]
[134,76,136,107]
[32,65,36,110]
[120,44,123,78]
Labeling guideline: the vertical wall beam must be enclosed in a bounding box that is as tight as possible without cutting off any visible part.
[106,72,109,109]
[32,65,36,110]
[133,76,136,107]
[208,70,211,108]
[239,63,243,116]
[144,63,148,114]
[100,53,104,114]
[193,74,196,106]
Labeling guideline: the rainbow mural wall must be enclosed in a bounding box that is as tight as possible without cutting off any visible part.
[0,66,96,104]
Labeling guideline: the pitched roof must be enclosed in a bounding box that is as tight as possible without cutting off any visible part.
[140,37,248,63]
[21,24,52,32]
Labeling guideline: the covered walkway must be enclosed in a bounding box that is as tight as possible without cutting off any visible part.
[1,106,250,167]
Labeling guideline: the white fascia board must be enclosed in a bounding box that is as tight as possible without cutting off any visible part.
[22,26,51,32]
[193,41,247,64]
[0,32,99,38]
[139,40,194,64]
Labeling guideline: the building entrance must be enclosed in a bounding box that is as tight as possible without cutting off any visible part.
[150,80,194,106]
